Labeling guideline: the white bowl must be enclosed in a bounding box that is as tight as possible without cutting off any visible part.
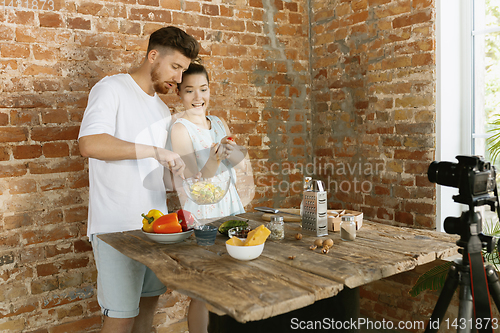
[226,242,265,261]
[142,229,193,244]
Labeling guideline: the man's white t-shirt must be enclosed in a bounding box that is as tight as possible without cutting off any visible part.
[79,74,171,237]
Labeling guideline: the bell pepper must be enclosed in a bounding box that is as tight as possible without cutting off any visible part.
[153,213,182,234]
[141,209,164,233]
[176,209,194,231]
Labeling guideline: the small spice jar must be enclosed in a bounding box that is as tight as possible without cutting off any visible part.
[340,215,356,241]
[267,216,284,240]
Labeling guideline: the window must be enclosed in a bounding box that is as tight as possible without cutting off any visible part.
[436,0,500,230]
[472,0,500,164]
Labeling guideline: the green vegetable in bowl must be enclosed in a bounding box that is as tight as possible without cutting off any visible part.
[218,220,249,236]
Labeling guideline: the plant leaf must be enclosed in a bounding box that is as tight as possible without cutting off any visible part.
[409,262,453,297]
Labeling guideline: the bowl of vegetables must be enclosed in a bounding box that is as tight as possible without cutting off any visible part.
[141,209,195,244]
[183,167,231,205]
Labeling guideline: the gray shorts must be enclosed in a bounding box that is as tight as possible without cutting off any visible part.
[91,234,167,318]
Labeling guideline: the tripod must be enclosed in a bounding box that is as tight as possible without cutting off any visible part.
[425,210,500,333]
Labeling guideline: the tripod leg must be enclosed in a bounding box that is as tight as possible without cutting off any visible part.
[457,268,474,333]
[486,265,500,311]
[425,262,460,333]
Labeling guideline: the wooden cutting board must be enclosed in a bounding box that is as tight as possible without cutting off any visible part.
[260,208,301,222]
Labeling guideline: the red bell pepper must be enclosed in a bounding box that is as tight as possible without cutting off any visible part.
[176,209,194,231]
[153,213,182,234]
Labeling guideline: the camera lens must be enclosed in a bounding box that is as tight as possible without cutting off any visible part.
[427,161,459,188]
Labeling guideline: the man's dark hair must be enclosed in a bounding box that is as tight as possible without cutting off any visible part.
[177,63,210,90]
[147,26,199,60]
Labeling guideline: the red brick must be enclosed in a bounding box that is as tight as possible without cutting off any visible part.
[412,52,434,67]
[8,178,37,194]
[393,10,432,29]
[31,277,59,294]
[404,161,429,174]
[0,25,15,41]
[0,113,8,126]
[43,142,70,158]
[13,145,42,159]
[0,163,28,178]
[45,243,73,258]
[39,12,64,28]
[31,126,80,142]
[37,263,59,277]
[212,17,246,32]
[184,1,200,12]
[61,257,90,270]
[44,243,72,258]
[28,159,85,174]
[138,0,158,6]
[7,10,35,25]
[74,239,92,253]
[413,0,433,9]
[0,127,28,143]
[285,2,298,11]
[220,5,234,17]
[10,110,38,126]
[249,0,263,7]
[65,206,88,223]
[23,225,78,246]
[0,43,30,58]
[394,149,430,160]
[160,0,181,10]
[0,146,9,161]
[202,4,219,15]
[67,17,91,30]
[404,202,434,215]
[41,110,69,124]
[68,172,89,189]
[76,2,104,15]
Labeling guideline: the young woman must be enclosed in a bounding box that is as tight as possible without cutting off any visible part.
[167,63,249,333]
[168,63,246,220]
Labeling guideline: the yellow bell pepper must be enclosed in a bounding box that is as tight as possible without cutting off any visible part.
[141,209,164,233]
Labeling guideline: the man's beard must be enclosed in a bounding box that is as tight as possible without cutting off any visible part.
[151,63,170,94]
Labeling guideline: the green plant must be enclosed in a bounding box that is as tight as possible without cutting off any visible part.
[409,220,500,297]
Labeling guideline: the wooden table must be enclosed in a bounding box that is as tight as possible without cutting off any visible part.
[98,213,459,331]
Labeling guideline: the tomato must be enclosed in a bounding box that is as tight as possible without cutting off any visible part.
[227,137,234,141]
[176,209,194,231]
[153,213,182,234]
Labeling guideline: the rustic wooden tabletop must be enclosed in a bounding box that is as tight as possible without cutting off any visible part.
[98,212,459,324]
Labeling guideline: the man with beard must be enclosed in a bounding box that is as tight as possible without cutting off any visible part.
[78,26,199,333]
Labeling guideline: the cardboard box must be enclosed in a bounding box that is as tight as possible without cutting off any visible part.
[327,210,363,232]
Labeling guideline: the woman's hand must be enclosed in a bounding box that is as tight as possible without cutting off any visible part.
[208,143,224,162]
[220,136,237,160]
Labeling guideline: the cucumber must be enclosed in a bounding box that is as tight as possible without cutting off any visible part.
[218,219,249,236]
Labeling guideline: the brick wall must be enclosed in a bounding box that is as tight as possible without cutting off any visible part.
[310,0,437,229]
[0,0,310,331]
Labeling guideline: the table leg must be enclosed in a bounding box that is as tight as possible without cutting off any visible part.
[208,287,360,333]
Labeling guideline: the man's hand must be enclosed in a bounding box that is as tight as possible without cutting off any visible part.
[154,147,186,179]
